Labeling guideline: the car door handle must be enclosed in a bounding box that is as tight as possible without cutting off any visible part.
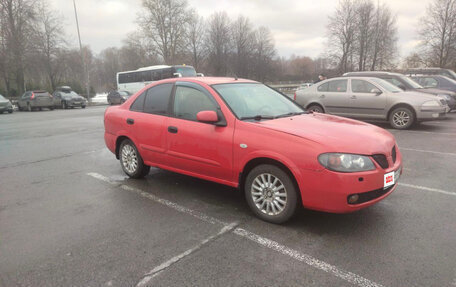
[319,95,325,98]
[126,118,134,125]
[168,126,178,134]
[350,95,357,99]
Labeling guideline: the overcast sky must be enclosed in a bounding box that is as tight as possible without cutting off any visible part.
[50,0,431,59]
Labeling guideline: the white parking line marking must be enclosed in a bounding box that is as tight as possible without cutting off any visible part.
[136,222,238,287]
[399,183,456,197]
[87,172,228,225]
[234,228,384,287]
[88,172,384,287]
[399,147,456,157]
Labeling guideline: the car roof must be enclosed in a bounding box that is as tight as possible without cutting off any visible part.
[343,71,402,77]
[406,67,451,71]
[166,77,258,86]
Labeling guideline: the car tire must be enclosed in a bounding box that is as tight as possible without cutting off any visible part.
[81,105,86,109]
[49,106,54,110]
[119,139,150,179]
[307,104,324,113]
[62,101,67,109]
[8,109,13,113]
[244,164,298,224]
[27,103,31,112]
[389,107,415,130]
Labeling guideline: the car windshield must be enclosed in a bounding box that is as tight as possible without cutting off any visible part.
[213,83,305,120]
[371,78,403,93]
[399,75,423,89]
[62,91,79,97]
[174,67,197,77]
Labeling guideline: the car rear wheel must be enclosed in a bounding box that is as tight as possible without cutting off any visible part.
[62,101,67,109]
[307,104,324,113]
[119,139,150,178]
[27,103,31,112]
[81,105,86,109]
[389,107,415,130]
[245,164,298,224]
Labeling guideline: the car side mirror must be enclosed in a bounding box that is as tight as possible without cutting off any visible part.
[173,73,182,78]
[371,88,382,95]
[197,110,218,123]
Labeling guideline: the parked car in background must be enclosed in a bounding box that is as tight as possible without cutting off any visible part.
[295,77,447,129]
[0,94,13,113]
[53,86,87,109]
[107,90,131,105]
[297,83,313,90]
[405,67,456,80]
[104,77,402,223]
[411,75,456,110]
[17,91,54,111]
[343,71,455,110]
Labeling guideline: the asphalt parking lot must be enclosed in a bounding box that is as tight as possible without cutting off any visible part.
[1,107,455,287]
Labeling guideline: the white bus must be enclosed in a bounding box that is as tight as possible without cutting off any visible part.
[116,65,200,94]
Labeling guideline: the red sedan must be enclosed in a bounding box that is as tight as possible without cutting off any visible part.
[104,77,402,223]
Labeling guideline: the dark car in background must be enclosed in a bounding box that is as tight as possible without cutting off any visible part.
[343,71,456,110]
[53,86,87,109]
[405,68,456,80]
[411,75,456,110]
[17,91,54,111]
[107,90,131,105]
[0,94,13,113]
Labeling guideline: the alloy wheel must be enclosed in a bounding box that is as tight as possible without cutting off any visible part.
[251,173,288,216]
[121,144,138,174]
[393,111,410,127]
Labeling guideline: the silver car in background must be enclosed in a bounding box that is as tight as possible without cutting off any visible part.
[295,77,448,129]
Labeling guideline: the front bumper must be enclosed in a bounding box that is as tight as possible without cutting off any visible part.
[0,105,13,112]
[67,100,86,107]
[298,147,402,213]
[417,106,447,121]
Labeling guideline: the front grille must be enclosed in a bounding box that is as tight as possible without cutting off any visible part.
[347,185,395,205]
[392,146,397,163]
[372,154,389,169]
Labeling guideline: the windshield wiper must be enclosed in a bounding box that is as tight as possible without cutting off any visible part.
[274,111,307,118]
[240,115,275,121]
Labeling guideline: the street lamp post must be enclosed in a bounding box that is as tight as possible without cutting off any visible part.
[73,0,90,102]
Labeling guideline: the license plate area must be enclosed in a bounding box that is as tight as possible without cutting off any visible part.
[384,167,401,189]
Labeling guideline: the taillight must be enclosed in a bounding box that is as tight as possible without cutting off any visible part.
[294,92,296,101]
[31,92,35,99]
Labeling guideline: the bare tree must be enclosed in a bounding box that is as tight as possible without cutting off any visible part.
[139,0,191,64]
[186,11,206,71]
[252,26,276,82]
[420,0,456,68]
[369,3,397,70]
[33,0,66,90]
[327,0,358,73]
[231,15,255,78]
[0,0,36,96]
[355,0,375,71]
[206,12,232,76]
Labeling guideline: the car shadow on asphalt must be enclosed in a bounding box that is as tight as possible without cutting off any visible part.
[123,168,392,238]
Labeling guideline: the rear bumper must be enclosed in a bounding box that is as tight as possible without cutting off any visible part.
[31,100,53,107]
[104,132,117,156]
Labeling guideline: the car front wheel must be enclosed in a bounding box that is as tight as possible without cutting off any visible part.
[119,139,150,178]
[307,104,324,113]
[245,164,298,224]
[389,107,415,130]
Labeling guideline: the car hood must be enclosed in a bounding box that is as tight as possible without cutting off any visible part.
[254,113,395,155]
[397,91,444,102]
[412,88,456,96]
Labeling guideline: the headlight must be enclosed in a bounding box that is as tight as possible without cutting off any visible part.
[421,100,440,107]
[437,94,451,100]
[318,153,376,172]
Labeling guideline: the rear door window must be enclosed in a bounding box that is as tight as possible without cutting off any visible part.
[144,83,173,115]
[317,83,329,92]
